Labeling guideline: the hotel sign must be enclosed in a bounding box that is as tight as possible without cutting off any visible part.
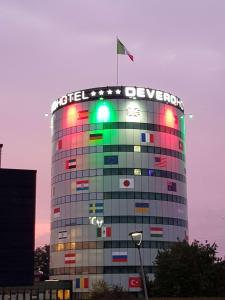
[51,86,184,113]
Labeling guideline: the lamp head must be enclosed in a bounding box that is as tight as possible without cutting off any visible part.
[129,231,143,247]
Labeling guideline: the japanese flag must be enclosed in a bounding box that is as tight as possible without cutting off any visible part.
[120,178,134,189]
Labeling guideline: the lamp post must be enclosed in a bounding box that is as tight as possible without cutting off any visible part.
[180,113,194,119]
[129,231,148,300]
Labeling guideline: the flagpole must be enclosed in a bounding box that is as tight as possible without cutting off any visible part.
[116,36,119,85]
[116,53,118,85]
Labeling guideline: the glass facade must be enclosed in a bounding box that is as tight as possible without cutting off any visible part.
[50,86,188,296]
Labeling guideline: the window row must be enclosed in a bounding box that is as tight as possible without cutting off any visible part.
[51,240,176,252]
[51,216,187,229]
[52,168,186,184]
[52,191,187,206]
[53,122,184,141]
[53,144,185,162]
[103,168,186,182]
[50,265,155,276]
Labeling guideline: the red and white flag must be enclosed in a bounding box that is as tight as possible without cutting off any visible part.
[64,253,76,264]
[53,207,60,218]
[129,277,141,288]
[56,139,62,150]
[120,178,134,189]
[117,38,134,61]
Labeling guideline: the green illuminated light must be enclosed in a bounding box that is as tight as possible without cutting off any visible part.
[97,104,110,122]
[90,100,117,124]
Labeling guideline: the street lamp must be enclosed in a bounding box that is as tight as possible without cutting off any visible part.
[129,231,148,300]
[180,113,194,119]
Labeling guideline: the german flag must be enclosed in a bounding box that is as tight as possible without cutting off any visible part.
[89,133,103,140]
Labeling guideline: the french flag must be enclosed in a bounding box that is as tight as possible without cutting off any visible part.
[141,133,154,143]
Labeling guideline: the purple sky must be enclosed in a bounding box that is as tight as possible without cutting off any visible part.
[1,0,225,255]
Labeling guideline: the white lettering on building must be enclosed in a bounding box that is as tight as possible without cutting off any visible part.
[51,86,184,113]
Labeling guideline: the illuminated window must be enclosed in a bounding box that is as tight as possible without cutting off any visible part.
[71,242,76,249]
[134,145,141,152]
[134,168,141,175]
[56,243,65,252]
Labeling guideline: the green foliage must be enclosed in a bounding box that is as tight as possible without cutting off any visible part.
[151,240,225,297]
[89,280,136,300]
[34,244,50,280]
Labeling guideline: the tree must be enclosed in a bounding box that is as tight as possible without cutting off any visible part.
[34,244,50,280]
[151,240,225,297]
[89,280,136,300]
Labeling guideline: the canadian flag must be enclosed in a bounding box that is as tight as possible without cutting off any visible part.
[119,178,134,189]
[129,277,141,288]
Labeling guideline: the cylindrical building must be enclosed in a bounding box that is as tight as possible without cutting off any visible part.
[50,86,188,297]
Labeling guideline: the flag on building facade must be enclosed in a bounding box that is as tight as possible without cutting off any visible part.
[120,178,134,189]
[141,133,154,143]
[112,251,128,262]
[104,155,118,165]
[76,180,89,191]
[57,139,62,150]
[58,230,67,240]
[89,202,104,214]
[154,156,167,167]
[117,38,134,61]
[135,202,149,213]
[64,253,76,264]
[53,207,60,218]
[89,133,103,140]
[75,277,89,289]
[150,227,163,237]
[96,226,111,237]
[65,158,76,169]
[179,140,183,150]
[78,110,88,120]
[167,181,177,192]
[129,277,141,288]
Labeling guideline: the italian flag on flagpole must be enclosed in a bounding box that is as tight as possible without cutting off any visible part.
[117,38,134,61]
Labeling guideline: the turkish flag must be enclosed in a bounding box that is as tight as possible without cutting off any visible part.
[129,277,141,288]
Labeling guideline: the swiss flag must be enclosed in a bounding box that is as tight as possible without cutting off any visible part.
[129,277,141,288]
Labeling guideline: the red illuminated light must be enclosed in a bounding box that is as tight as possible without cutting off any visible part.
[165,108,177,128]
[66,105,77,127]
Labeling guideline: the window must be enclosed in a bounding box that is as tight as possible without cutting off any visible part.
[82,241,89,249]
[89,266,97,274]
[134,145,141,152]
[134,168,141,175]
[77,147,82,154]
[119,216,128,223]
[89,241,96,249]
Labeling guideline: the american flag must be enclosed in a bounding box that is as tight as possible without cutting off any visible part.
[154,156,167,167]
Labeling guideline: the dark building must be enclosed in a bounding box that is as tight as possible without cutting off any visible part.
[0,168,36,286]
